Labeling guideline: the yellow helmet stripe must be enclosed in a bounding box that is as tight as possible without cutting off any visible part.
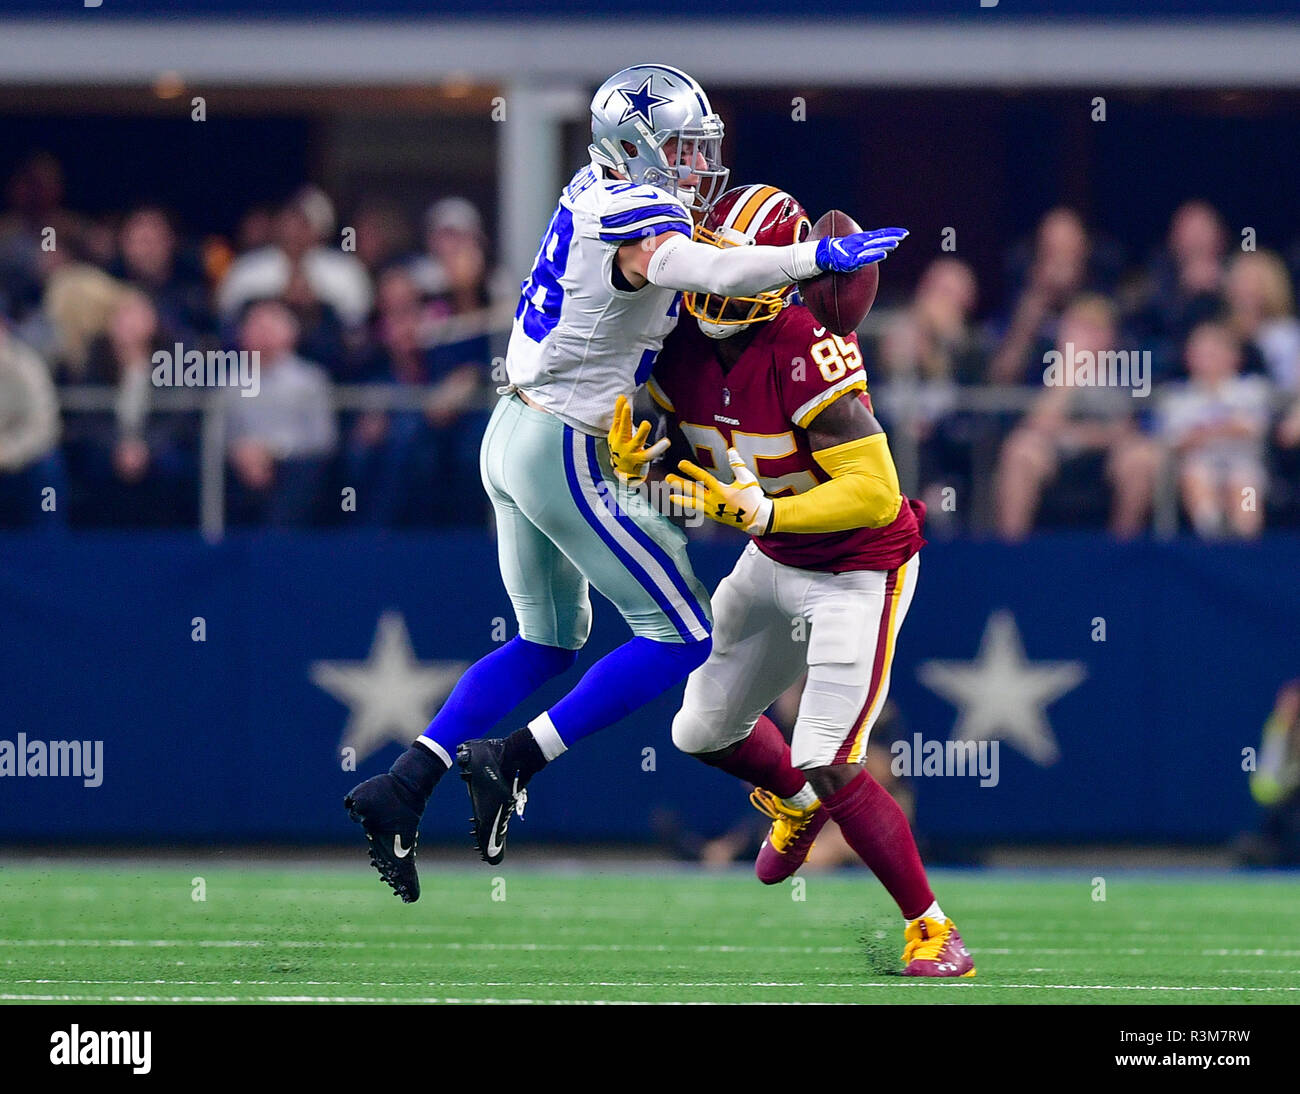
[731,185,780,234]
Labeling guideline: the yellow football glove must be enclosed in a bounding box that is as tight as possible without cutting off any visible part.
[607,394,669,487]
[667,447,774,535]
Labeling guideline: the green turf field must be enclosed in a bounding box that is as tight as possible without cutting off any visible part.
[0,863,1297,1004]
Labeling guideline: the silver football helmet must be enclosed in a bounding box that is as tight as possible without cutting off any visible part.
[589,64,729,213]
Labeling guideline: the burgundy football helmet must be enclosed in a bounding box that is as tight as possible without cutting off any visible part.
[684,184,811,338]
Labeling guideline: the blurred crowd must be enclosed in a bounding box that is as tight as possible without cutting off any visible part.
[873,203,1300,538]
[3,149,1300,537]
[0,153,499,529]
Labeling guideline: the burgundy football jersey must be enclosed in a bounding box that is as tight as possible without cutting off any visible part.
[649,305,925,573]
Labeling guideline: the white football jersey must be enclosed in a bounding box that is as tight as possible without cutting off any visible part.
[505,164,691,435]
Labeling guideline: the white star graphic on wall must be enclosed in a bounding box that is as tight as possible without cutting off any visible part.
[311,611,467,764]
[917,610,1086,766]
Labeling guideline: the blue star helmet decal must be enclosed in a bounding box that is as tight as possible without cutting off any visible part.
[617,76,671,128]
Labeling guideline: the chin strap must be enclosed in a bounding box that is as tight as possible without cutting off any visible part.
[698,319,745,340]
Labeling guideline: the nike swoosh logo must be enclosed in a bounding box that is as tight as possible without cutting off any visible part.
[486,805,506,859]
[812,326,826,337]
[833,240,850,257]
[393,835,412,859]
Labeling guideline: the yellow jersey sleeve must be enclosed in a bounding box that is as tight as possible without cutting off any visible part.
[769,432,902,535]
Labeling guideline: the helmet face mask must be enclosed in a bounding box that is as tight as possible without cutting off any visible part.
[683,185,811,337]
[686,224,790,338]
[663,128,728,213]
[589,65,730,213]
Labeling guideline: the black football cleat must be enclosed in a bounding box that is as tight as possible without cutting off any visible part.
[457,738,528,866]
[343,773,423,903]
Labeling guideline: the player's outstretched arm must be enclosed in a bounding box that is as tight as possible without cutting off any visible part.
[667,393,903,536]
[619,226,908,297]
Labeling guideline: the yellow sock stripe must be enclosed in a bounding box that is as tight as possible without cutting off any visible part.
[847,558,908,764]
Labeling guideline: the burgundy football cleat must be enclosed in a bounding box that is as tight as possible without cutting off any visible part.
[901,917,976,978]
[751,788,830,885]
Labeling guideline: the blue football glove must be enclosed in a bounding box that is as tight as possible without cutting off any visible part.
[814,228,909,274]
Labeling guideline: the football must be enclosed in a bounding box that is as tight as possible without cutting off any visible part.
[798,209,880,336]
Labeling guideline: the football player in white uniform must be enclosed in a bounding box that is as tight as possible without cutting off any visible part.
[345,63,908,900]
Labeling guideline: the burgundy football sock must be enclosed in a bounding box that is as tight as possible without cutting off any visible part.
[702,715,807,799]
[823,770,934,920]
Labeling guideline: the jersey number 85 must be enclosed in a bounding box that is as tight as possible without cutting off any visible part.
[678,425,817,497]
[808,334,862,383]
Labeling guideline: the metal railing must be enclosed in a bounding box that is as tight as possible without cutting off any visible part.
[57,383,500,539]
[868,380,1185,539]
[50,372,1294,540]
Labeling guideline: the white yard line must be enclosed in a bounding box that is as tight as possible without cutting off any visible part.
[0,939,858,953]
[2,977,1300,992]
[3,983,1298,1001]
[17,979,871,988]
[0,993,832,1005]
[4,938,1300,958]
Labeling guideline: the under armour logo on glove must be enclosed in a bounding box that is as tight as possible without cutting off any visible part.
[669,448,774,536]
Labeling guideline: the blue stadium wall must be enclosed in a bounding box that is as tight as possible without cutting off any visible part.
[1,531,1296,845]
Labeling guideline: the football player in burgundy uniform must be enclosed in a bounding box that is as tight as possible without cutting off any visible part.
[343,67,908,899]
[616,184,973,978]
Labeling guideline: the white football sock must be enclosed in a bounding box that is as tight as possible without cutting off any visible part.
[782,784,818,811]
[528,712,567,762]
[415,736,452,768]
[910,899,946,923]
